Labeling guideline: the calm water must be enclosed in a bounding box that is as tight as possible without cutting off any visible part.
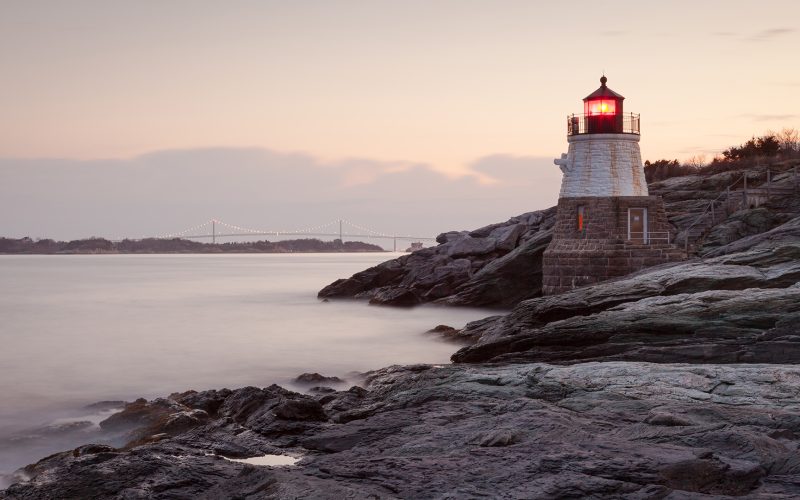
[0,253,492,482]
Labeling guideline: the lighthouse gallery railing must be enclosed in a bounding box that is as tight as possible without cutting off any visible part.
[567,113,640,136]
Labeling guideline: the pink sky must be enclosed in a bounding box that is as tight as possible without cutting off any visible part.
[1,1,798,240]
[2,1,798,171]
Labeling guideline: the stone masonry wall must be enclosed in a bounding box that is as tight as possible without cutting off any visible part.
[554,134,647,198]
[551,196,673,241]
[542,196,685,295]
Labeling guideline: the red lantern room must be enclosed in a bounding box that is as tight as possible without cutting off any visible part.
[567,76,639,136]
[584,75,623,133]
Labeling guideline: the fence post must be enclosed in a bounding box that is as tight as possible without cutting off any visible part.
[726,186,731,213]
[767,169,771,197]
[743,173,748,207]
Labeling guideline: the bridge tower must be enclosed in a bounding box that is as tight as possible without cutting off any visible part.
[542,76,684,295]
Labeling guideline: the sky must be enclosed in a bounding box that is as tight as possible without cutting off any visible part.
[1,0,799,243]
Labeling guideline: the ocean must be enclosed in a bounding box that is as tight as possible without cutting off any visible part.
[0,253,492,483]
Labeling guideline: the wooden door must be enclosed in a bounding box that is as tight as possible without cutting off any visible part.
[629,208,646,244]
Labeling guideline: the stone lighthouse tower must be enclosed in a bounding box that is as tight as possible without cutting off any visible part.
[542,76,684,295]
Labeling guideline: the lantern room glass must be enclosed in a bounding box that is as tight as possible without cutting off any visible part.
[585,99,617,116]
[584,96,624,134]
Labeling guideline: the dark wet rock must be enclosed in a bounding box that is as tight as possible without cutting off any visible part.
[293,373,343,385]
[273,399,327,422]
[318,207,556,308]
[438,227,554,307]
[660,457,765,496]
[427,324,456,334]
[37,421,94,437]
[99,397,184,433]
[307,386,336,395]
[369,286,420,307]
[160,409,211,435]
[472,429,521,447]
[83,400,126,411]
[173,389,232,417]
[425,324,460,341]
[5,362,800,498]
[436,231,467,244]
[446,236,496,257]
[645,412,694,427]
[71,444,118,458]
[217,386,282,424]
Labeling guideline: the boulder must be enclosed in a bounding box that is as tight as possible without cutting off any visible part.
[293,373,343,385]
[99,397,184,433]
[446,236,496,258]
[439,226,554,308]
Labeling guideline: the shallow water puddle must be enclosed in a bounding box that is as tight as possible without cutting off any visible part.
[220,454,300,466]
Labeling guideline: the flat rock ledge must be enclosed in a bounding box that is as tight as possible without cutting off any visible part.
[3,362,800,498]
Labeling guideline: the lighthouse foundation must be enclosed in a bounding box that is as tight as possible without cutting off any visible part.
[542,195,685,295]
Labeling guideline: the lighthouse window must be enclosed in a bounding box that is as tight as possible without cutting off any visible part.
[577,205,586,232]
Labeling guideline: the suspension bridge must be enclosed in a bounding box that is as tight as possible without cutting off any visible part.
[148,218,436,251]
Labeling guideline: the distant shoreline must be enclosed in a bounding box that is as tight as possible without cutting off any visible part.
[0,251,393,255]
[0,236,393,255]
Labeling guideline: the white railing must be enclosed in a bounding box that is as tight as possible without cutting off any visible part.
[628,231,671,244]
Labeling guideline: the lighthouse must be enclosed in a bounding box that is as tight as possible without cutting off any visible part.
[542,76,684,295]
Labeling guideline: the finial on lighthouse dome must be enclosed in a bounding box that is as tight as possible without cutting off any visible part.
[600,75,607,86]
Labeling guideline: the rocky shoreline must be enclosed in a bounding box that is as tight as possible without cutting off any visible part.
[3,361,800,498]
[3,161,800,498]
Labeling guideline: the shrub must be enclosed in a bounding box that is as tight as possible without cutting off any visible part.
[721,134,780,161]
[644,159,697,183]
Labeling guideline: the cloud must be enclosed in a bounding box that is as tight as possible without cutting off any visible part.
[747,28,795,42]
[736,113,799,122]
[712,27,795,43]
[0,148,560,245]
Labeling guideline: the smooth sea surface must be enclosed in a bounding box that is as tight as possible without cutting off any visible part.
[0,253,493,482]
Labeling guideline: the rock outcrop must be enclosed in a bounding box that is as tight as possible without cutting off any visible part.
[5,362,800,498]
[318,208,556,307]
[451,223,800,364]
